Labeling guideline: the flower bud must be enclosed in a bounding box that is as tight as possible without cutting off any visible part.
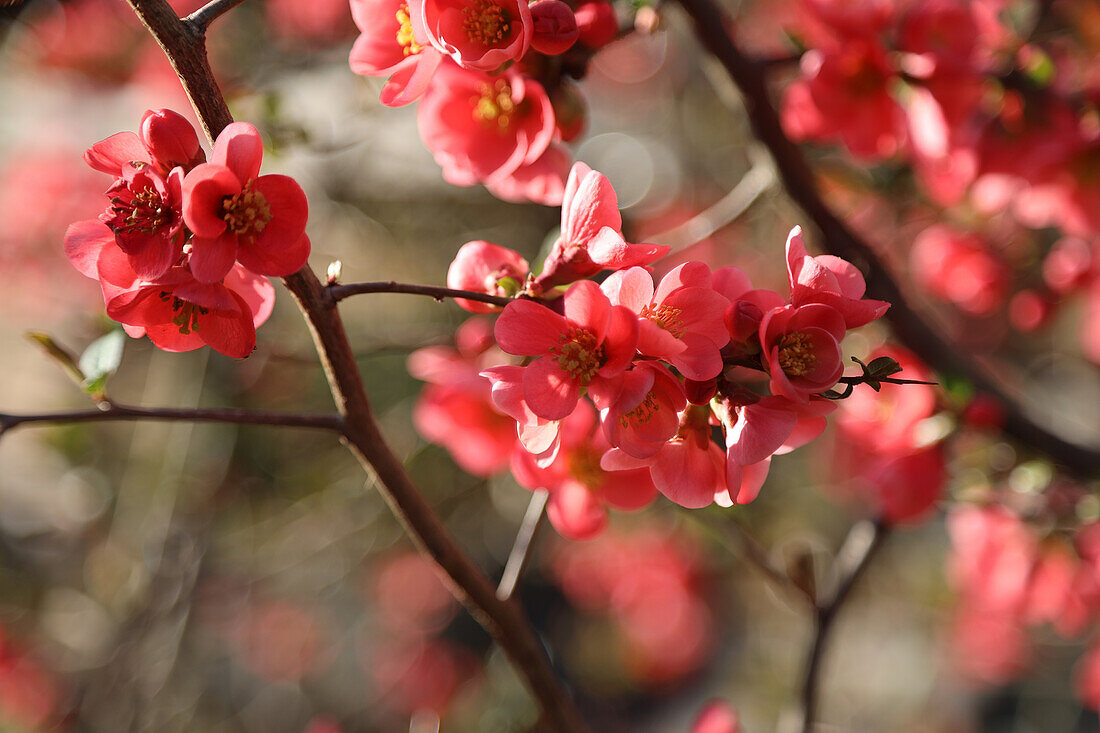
[574,0,617,49]
[140,109,205,174]
[724,299,763,345]
[530,0,579,56]
[447,240,530,313]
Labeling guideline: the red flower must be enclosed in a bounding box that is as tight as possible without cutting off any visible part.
[416,0,532,71]
[759,303,846,403]
[418,63,555,190]
[182,122,310,283]
[535,162,669,291]
[493,280,638,420]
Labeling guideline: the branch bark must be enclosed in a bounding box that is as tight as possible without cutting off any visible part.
[123,2,588,730]
[799,520,888,733]
[0,404,344,434]
[328,280,512,308]
[673,0,1100,480]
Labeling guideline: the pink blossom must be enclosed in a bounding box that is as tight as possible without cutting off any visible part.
[417,0,533,71]
[483,141,571,206]
[182,122,310,283]
[85,108,205,179]
[418,63,555,190]
[601,263,731,380]
[597,362,686,459]
[511,400,657,539]
[910,225,1008,316]
[535,162,669,290]
[349,0,443,106]
[408,319,518,475]
[759,303,846,403]
[493,280,638,420]
[781,39,907,160]
[602,406,725,509]
[785,226,889,328]
[96,244,275,358]
[720,394,835,504]
[447,240,529,313]
[481,365,565,460]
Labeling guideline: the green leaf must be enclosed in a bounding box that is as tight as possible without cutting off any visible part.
[26,332,85,385]
[78,330,125,400]
[866,356,903,378]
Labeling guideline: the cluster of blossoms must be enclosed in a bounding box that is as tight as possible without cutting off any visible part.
[772,0,1100,362]
[349,0,619,203]
[946,500,1100,711]
[412,161,892,539]
[63,110,311,357]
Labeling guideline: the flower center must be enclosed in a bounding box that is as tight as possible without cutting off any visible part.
[640,303,685,339]
[109,186,171,235]
[472,79,516,130]
[462,0,510,47]
[395,3,423,55]
[777,332,817,377]
[222,184,272,242]
[567,447,605,488]
[619,392,660,429]
[159,291,209,335]
[551,327,603,384]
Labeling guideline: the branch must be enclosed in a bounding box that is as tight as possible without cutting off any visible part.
[328,280,512,308]
[799,520,888,733]
[497,490,549,602]
[687,512,813,608]
[673,0,1100,480]
[124,3,589,730]
[183,0,248,33]
[0,404,344,434]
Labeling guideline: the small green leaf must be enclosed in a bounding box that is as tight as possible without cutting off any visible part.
[866,356,903,378]
[26,332,85,385]
[867,380,882,392]
[78,330,125,400]
[496,275,521,297]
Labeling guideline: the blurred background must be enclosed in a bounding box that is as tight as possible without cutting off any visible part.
[0,0,1098,731]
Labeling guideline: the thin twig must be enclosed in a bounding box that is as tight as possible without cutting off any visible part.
[124,3,590,729]
[649,149,776,253]
[799,520,889,733]
[672,0,1100,480]
[497,490,549,601]
[688,512,813,607]
[328,281,512,308]
[184,0,248,32]
[0,404,344,435]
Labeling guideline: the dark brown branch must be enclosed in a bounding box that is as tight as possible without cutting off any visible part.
[124,3,589,730]
[799,520,888,733]
[497,489,549,602]
[673,0,1100,480]
[328,281,512,308]
[0,404,344,434]
[183,0,248,33]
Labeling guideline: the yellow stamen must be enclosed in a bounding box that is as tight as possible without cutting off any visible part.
[395,3,423,55]
[550,327,603,384]
[222,183,272,243]
[777,332,817,377]
[462,0,510,46]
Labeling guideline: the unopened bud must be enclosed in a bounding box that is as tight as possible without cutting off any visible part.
[140,109,204,173]
[530,0,579,56]
[326,259,343,284]
[724,300,763,344]
[574,0,617,49]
